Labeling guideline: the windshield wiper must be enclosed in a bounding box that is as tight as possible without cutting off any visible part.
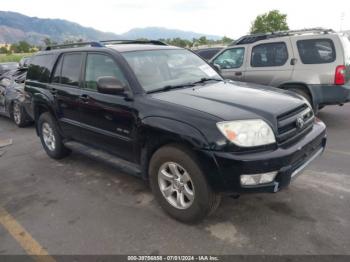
[147,83,195,94]
[191,77,223,85]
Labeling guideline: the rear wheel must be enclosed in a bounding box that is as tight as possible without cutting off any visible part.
[38,112,70,159]
[149,144,221,223]
[12,101,30,127]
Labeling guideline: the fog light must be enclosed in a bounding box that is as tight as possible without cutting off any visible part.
[240,171,278,186]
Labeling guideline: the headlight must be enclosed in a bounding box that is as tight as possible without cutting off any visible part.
[216,119,276,147]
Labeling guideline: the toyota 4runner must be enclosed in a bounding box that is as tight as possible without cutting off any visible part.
[25,40,327,223]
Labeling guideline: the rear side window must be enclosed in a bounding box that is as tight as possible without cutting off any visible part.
[297,39,336,64]
[60,53,83,87]
[251,42,288,67]
[27,54,56,82]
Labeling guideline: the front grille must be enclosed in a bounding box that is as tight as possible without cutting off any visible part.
[276,104,314,145]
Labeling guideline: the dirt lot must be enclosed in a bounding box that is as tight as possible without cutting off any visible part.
[0,105,350,255]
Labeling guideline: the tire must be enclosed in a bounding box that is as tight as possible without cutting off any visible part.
[149,144,221,223]
[11,101,30,127]
[38,112,71,159]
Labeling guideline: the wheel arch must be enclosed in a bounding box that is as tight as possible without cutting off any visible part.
[33,102,57,135]
[279,82,316,108]
[137,117,225,191]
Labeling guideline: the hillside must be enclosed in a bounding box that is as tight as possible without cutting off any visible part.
[122,27,221,41]
[0,11,119,45]
[0,11,222,45]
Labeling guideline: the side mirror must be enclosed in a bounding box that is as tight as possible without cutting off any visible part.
[211,63,221,73]
[97,76,125,95]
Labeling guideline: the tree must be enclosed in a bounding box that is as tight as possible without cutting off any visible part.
[250,10,289,34]
[0,46,9,54]
[221,36,233,45]
[42,38,57,47]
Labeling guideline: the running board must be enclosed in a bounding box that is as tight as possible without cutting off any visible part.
[64,141,142,176]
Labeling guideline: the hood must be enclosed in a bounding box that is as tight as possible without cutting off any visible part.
[150,81,306,123]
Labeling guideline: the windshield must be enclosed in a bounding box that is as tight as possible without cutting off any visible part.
[122,49,222,92]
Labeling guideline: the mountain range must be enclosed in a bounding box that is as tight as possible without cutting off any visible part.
[0,11,222,45]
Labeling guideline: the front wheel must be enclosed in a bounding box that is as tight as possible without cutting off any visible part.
[38,112,70,159]
[149,144,221,223]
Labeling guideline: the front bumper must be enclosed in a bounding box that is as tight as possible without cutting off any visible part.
[208,120,326,193]
[310,84,350,106]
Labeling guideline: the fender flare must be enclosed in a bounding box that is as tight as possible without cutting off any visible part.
[137,116,225,190]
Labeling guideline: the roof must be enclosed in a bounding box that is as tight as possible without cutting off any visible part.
[230,28,336,46]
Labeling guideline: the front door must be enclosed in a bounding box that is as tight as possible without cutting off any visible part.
[78,52,136,162]
[211,47,246,81]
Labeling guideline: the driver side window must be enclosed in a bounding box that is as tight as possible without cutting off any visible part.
[214,48,245,69]
[84,53,128,91]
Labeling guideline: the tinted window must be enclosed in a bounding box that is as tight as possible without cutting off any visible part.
[84,54,127,91]
[213,48,245,69]
[27,54,56,82]
[251,42,288,67]
[297,39,336,64]
[61,53,83,87]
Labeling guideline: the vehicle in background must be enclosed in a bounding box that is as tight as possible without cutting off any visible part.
[25,40,326,223]
[193,47,223,61]
[0,62,18,76]
[0,68,32,127]
[211,28,350,112]
[19,56,31,68]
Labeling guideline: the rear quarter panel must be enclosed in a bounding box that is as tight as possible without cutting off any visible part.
[290,34,344,85]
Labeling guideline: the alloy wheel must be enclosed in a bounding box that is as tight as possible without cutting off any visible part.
[42,122,56,151]
[158,162,195,210]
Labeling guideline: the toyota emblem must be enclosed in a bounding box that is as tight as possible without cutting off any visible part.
[296,117,304,129]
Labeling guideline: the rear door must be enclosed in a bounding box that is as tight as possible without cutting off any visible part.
[78,52,136,162]
[211,47,246,81]
[244,38,294,86]
[49,52,84,139]
[290,35,341,85]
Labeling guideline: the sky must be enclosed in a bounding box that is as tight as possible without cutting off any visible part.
[1,0,349,38]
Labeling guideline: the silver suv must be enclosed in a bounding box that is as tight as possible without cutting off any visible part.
[211,28,350,111]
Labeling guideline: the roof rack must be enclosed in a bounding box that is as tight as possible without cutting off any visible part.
[230,28,335,46]
[44,41,104,51]
[43,39,167,51]
[100,39,167,46]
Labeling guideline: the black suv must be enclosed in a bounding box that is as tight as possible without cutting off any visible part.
[25,40,327,223]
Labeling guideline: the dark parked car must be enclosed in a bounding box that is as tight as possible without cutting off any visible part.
[193,47,223,60]
[0,68,32,127]
[0,62,18,76]
[25,40,327,223]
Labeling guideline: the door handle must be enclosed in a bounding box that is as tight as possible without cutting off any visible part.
[235,72,243,76]
[290,58,297,65]
[80,94,90,103]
